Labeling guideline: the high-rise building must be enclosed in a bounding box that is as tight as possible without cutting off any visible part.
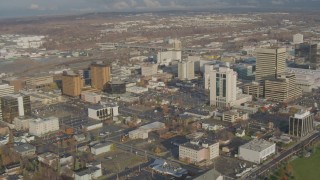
[178,61,195,80]
[25,75,53,90]
[289,110,314,137]
[157,51,182,66]
[1,77,25,92]
[255,48,286,82]
[204,64,215,90]
[209,67,237,107]
[295,43,318,63]
[0,83,15,122]
[91,62,111,90]
[264,73,302,102]
[235,64,255,80]
[78,69,91,86]
[141,63,158,76]
[293,33,304,44]
[242,81,264,98]
[0,83,14,97]
[1,94,31,123]
[62,72,83,97]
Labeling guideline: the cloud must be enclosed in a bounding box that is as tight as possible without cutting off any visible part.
[129,0,137,7]
[271,0,289,5]
[143,0,161,8]
[113,1,130,10]
[29,4,41,10]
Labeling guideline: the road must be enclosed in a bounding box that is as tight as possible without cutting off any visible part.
[244,131,320,179]
[115,43,216,52]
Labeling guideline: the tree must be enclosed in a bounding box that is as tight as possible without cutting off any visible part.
[286,163,294,176]
[162,104,169,115]
[279,167,287,180]
[154,147,162,154]
[110,144,116,151]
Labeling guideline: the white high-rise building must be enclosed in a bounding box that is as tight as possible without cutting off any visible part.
[29,117,59,137]
[141,63,158,76]
[293,33,303,44]
[209,67,237,107]
[204,64,218,90]
[178,61,195,80]
[157,51,181,66]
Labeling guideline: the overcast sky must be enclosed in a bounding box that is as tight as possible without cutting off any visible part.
[0,0,319,18]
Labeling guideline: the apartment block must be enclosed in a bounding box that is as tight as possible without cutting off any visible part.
[179,139,219,164]
[29,117,59,137]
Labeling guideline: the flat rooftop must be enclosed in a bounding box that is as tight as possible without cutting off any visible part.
[180,142,205,151]
[240,139,275,152]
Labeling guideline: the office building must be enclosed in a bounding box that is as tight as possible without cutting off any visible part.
[242,82,264,98]
[25,75,53,90]
[178,61,195,80]
[293,33,303,44]
[170,39,182,50]
[1,78,25,92]
[239,139,276,164]
[141,63,158,76]
[255,48,286,82]
[14,116,32,131]
[222,109,248,123]
[265,73,302,102]
[78,69,91,86]
[235,64,255,80]
[62,72,83,97]
[209,66,237,107]
[1,94,31,123]
[104,81,126,94]
[0,83,14,97]
[204,64,215,90]
[90,62,111,90]
[188,55,201,73]
[289,110,314,137]
[29,117,59,137]
[295,43,318,63]
[157,51,182,66]
[88,104,119,120]
[179,139,219,163]
[0,84,15,123]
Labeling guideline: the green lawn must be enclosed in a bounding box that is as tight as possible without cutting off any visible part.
[291,147,320,180]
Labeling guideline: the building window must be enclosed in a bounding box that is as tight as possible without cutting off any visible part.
[223,79,226,97]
